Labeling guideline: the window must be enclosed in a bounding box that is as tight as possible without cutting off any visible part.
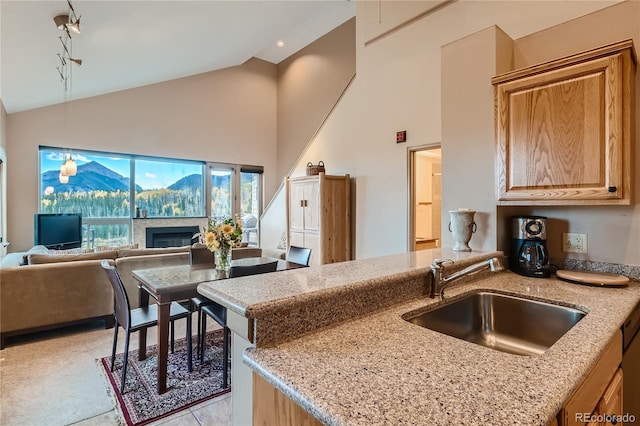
[40,149,132,247]
[39,147,263,248]
[207,164,263,246]
[239,168,262,246]
[135,158,204,218]
[209,165,233,222]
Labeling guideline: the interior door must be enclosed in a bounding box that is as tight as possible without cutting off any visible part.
[409,146,442,251]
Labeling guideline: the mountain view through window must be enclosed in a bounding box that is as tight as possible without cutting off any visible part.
[39,148,263,248]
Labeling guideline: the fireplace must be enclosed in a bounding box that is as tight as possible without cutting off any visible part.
[145,226,199,248]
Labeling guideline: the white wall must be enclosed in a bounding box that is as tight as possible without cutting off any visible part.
[6,58,277,252]
[290,0,621,260]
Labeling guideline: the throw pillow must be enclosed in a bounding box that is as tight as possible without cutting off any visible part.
[28,250,118,264]
[96,243,139,252]
[21,245,50,264]
[48,248,95,255]
[117,246,190,258]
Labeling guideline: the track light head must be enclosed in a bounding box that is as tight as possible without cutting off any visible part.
[53,15,69,30]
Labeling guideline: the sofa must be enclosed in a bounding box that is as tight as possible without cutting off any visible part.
[0,245,193,349]
[0,244,286,349]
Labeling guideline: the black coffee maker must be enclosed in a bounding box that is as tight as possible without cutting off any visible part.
[510,216,551,278]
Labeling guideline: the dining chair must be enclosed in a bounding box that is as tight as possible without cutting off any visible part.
[229,260,278,277]
[286,246,312,266]
[101,260,193,393]
[198,260,278,388]
[188,245,216,355]
[198,302,230,389]
[189,244,214,265]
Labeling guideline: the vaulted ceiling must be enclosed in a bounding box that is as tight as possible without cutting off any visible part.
[0,0,355,113]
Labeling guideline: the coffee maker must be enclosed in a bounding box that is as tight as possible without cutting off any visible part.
[510,216,551,278]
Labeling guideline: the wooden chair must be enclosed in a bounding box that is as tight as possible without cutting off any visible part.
[101,260,193,393]
[286,246,312,266]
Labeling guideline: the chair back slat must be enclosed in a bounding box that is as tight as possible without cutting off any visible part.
[229,261,278,278]
[101,260,132,329]
[286,246,312,266]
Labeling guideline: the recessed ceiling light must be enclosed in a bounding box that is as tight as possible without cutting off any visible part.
[276,40,285,48]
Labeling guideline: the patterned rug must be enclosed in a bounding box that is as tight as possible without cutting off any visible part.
[98,329,231,426]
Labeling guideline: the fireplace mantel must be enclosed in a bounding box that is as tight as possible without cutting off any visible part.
[132,217,208,248]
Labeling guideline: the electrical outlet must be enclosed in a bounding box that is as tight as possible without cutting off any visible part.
[562,233,588,254]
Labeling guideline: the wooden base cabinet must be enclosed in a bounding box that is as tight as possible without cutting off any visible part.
[253,373,322,426]
[286,173,351,266]
[492,40,636,205]
[558,330,623,426]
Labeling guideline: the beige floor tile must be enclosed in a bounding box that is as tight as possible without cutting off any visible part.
[70,410,122,426]
[149,411,200,426]
[191,394,232,426]
[0,317,228,426]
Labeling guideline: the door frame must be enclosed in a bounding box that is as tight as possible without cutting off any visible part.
[0,147,6,257]
[407,143,441,252]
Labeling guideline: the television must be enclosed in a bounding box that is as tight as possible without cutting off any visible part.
[34,213,83,250]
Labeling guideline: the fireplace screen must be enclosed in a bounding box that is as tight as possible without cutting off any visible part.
[145,226,199,248]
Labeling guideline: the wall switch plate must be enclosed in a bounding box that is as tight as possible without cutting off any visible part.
[396,130,407,143]
[562,233,587,253]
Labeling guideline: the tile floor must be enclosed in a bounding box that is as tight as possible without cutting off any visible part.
[0,317,232,426]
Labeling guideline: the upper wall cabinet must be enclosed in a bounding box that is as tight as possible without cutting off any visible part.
[492,40,636,205]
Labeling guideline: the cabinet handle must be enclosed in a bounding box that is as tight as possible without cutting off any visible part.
[608,186,617,193]
[304,200,308,207]
[300,200,304,207]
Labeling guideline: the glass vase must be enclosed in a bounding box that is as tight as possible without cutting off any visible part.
[215,247,232,273]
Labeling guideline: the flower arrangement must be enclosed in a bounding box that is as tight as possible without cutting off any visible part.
[198,216,243,252]
[196,216,243,271]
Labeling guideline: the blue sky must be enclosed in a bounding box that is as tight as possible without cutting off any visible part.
[40,149,203,189]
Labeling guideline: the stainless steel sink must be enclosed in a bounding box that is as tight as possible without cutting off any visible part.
[403,291,586,356]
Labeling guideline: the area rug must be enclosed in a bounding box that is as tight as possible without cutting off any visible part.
[98,329,231,426]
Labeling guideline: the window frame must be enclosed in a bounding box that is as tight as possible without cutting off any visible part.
[38,146,264,246]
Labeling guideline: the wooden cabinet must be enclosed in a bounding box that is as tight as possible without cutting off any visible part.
[286,173,351,266]
[558,330,623,426]
[253,373,322,426]
[492,40,636,205]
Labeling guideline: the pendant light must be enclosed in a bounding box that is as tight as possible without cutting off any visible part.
[64,154,77,176]
[54,0,83,184]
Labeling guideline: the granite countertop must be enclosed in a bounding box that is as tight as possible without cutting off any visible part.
[197,250,640,425]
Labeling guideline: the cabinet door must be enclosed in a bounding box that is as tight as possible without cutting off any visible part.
[303,180,320,231]
[303,232,320,266]
[598,368,623,425]
[289,182,305,231]
[493,41,634,205]
[289,231,305,249]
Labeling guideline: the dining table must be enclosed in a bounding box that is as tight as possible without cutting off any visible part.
[131,256,305,394]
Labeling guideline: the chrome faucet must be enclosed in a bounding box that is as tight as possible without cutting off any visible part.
[430,257,504,299]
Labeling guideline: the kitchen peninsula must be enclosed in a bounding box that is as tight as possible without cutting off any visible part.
[197,249,640,425]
